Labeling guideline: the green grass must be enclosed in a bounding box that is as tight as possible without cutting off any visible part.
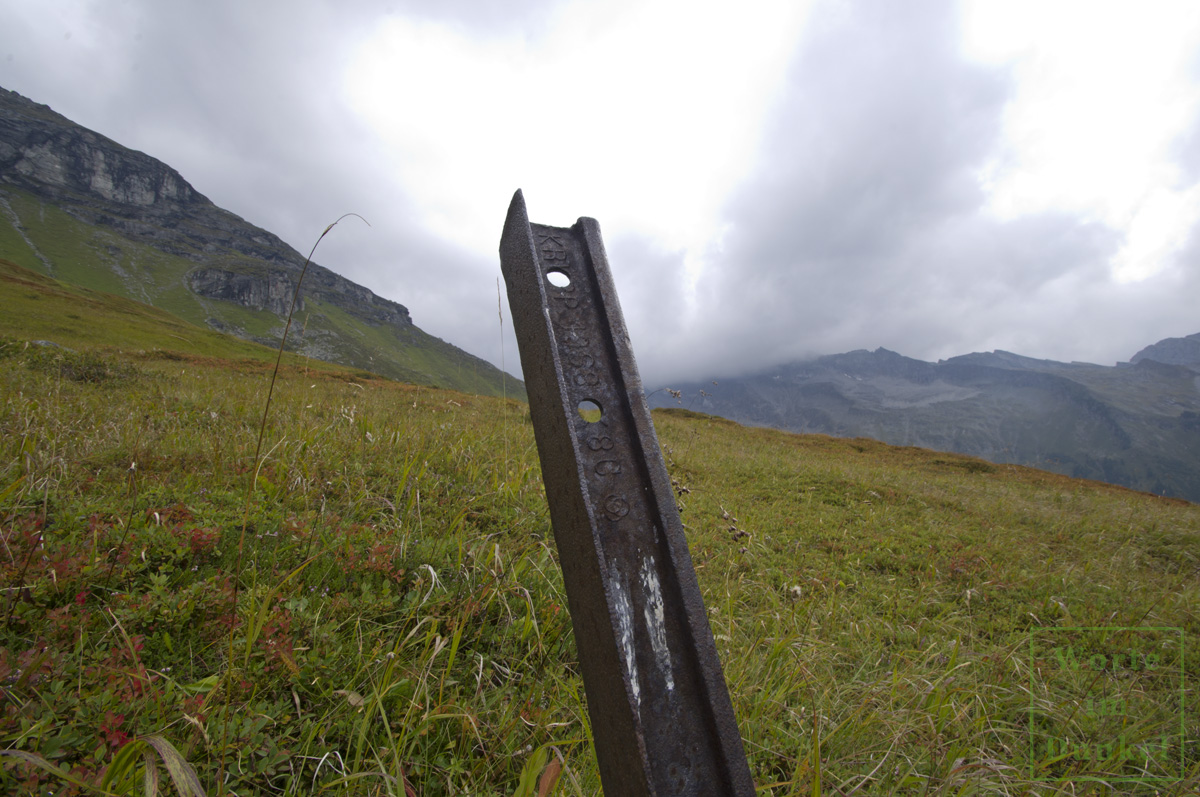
[0,190,151,298]
[0,341,561,795]
[0,205,46,275]
[655,411,1198,791]
[0,335,1196,794]
[0,256,309,368]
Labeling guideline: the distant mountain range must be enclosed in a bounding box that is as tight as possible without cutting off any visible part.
[0,85,521,397]
[651,335,1200,503]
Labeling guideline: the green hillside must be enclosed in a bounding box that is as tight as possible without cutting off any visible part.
[0,316,1197,793]
[0,186,522,399]
[0,256,378,378]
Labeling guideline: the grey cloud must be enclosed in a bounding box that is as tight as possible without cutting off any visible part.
[4,0,409,245]
[1171,49,1200,187]
[727,0,1008,264]
[660,0,1179,382]
[684,0,1013,375]
[605,235,692,383]
[381,0,561,37]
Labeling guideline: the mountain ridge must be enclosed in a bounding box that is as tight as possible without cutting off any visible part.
[1130,332,1200,369]
[0,85,521,397]
[651,338,1200,502]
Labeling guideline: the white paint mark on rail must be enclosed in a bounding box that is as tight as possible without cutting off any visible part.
[611,561,640,706]
[641,554,675,692]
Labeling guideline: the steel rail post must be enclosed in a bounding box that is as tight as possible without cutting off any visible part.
[499,190,755,796]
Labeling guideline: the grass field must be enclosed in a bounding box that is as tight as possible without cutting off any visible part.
[0,315,1197,793]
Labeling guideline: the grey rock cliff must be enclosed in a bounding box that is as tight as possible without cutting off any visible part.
[0,97,200,209]
[187,268,303,317]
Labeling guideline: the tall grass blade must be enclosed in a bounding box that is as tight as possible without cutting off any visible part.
[143,748,161,797]
[220,214,366,789]
[141,734,206,797]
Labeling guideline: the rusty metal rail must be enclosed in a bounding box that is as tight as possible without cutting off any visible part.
[499,190,755,796]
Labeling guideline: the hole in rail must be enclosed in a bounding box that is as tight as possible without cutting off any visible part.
[577,399,602,423]
[546,269,571,288]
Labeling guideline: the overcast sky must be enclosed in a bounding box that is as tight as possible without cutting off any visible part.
[4,0,1200,385]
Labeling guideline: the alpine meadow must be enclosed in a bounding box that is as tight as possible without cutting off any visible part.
[5,2,1200,791]
[0,254,1197,795]
[0,66,1197,797]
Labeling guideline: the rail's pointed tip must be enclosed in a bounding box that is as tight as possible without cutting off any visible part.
[501,189,531,254]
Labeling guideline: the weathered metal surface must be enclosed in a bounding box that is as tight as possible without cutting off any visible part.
[499,190,755,796]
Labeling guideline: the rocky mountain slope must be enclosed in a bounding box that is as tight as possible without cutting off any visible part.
[651,339,1200,503]
[1131,332,1200,368]
[0,85,520,397]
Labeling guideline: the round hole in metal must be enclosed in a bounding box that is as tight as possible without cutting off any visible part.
[577,399,602,423]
